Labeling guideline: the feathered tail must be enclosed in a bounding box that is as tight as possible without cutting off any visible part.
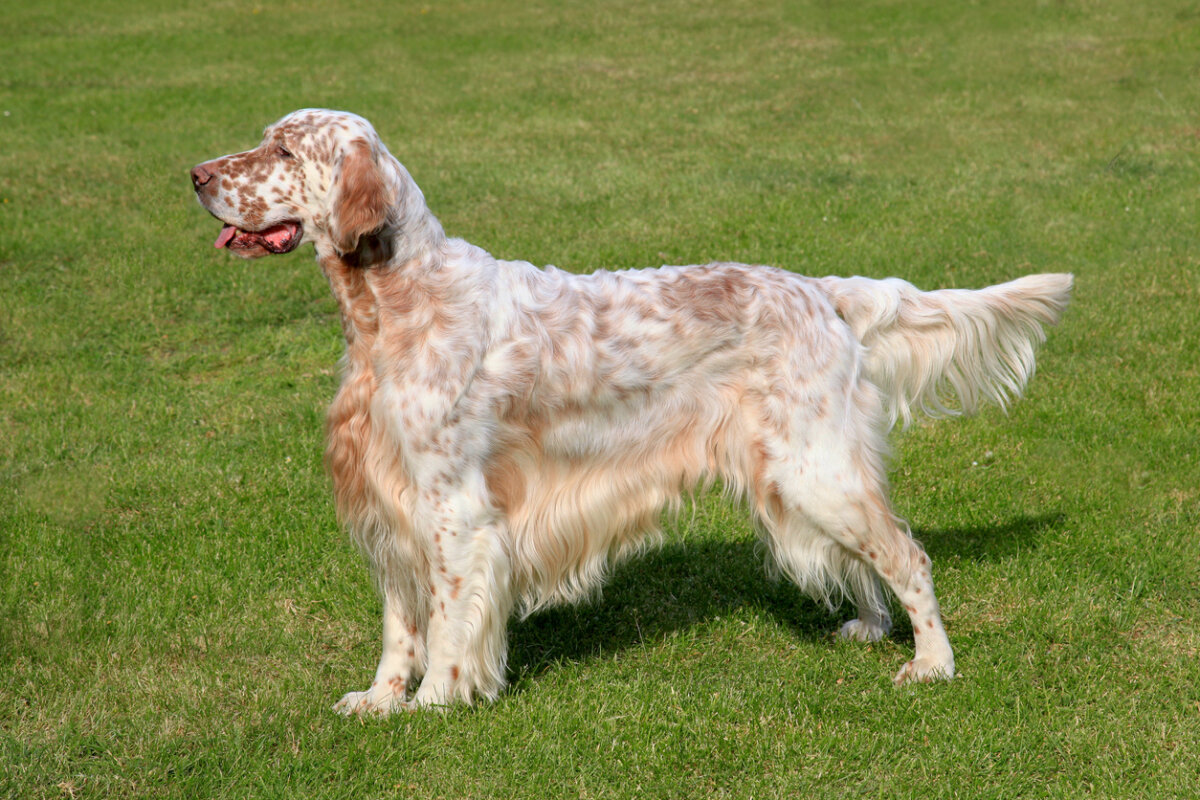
[816,273,1073,427]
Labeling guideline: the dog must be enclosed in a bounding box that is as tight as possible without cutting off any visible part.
[192,109,1071,712]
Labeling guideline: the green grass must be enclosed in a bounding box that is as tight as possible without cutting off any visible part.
[3,0,1199,797]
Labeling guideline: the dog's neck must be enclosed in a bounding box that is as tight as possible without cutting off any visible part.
[316,237,467,355]
[315,164,447,345]
[318,252,380,349]
[379,157,448,268]
[316,164,482,364]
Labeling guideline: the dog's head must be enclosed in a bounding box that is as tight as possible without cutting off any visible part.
[191,109,394,259]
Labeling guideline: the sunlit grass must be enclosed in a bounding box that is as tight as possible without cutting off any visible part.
[3,1,1199,797]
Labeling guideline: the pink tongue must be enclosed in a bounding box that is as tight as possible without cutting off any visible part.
[215,225,238,249]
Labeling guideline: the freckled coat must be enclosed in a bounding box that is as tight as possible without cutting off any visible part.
[192,109,1072,711]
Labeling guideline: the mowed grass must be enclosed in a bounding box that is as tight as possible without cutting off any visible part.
[2,0,1199,797]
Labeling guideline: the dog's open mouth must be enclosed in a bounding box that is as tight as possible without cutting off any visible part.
[214,221,303,257]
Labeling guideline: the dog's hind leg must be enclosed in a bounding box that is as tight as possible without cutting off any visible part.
[760,470,954,682]
[837,568,892,643]
[756,376,954,682]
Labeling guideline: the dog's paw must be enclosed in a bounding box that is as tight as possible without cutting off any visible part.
[838,618,891,643]
[333,683,410,716]
[892,656,955,685]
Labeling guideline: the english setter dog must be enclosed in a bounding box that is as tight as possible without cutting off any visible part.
[191,109,1071,712]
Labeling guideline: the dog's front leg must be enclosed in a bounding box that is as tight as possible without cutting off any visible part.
[334,590,428,715]
[410,492,514,709]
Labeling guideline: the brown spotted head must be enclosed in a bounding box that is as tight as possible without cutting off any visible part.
[191,109,439,263]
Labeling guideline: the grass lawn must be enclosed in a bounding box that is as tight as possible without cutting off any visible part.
[3,0,1199,797]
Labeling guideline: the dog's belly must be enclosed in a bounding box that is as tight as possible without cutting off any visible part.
[489,385,761,612]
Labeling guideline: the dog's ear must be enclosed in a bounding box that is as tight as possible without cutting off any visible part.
[330,138,391,254]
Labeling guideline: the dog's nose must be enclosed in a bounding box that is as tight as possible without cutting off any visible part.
[191,164,214,190]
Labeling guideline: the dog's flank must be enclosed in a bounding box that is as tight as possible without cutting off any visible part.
[192,109,1072,713]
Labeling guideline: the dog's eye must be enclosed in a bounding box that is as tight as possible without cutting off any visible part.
[276,146,294,159]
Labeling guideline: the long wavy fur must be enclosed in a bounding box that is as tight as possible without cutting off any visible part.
[818,274,1073,427]
[192,109,1073,710]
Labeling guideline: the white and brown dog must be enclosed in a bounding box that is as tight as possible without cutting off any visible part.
[192,109,1071,712]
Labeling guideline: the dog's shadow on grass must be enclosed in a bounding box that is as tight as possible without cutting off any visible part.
[914,512,1064,563]
[506,511,1062,684]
